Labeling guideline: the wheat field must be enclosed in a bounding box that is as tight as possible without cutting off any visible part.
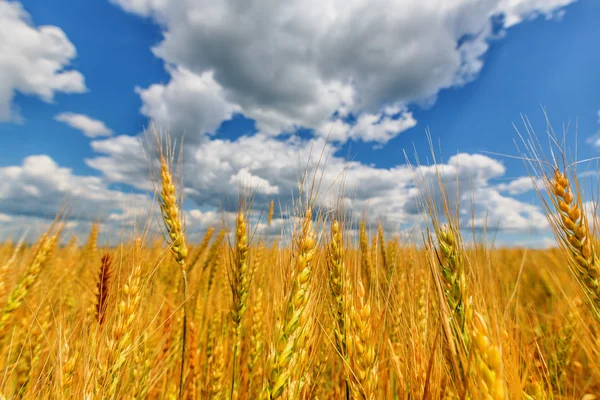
[1,130,600,400]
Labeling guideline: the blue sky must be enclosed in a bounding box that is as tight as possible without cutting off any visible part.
[0,0,598,245]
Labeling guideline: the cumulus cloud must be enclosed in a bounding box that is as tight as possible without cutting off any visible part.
[0,154,150,222]
[0,141,553,244]
[0,1,86,121]
[469,188,548,232]
[229,168,280,195]
[85,132,551,235]
[0,212,163,246]
[317,105,417,144]
[111,0,575,144]
[55,112,113,137]
[496,176,542,194]
[136,67,240,142]
[0,153,165,244]
[86,135,152,191]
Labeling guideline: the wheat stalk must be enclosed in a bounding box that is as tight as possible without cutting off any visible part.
[155,136,189,398]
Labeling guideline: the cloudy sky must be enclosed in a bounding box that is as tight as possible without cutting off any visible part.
[0,0,598,246]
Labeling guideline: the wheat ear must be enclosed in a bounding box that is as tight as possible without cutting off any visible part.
[348,280,378,400]
[549,170,600,314]
[431,224,470,393]
[95,262,142,398]
[157,149,189,398]
[470,312,505,400]
[0,231,57,331]
[187,227,214,275]
[359,221,373,292]
[326,219,350,398]
[269,208,316,399]
[229,209,250,399]
[95,253,112,325]
[268,200,275,227]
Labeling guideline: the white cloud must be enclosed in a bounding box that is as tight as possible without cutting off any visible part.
[0,143,555,244]
[0,1,86,121]
[583,200,599,226]
[187,209,230,234]
[111,0,575,144]
[86,135,152,191]
[0,213,164,246]
[0,154,150,222]
[496,176,542,194]
[0,153,165,244]
[229,168,280,195]
[55,112,113,137]
[317,106,417,144]
[136,66,240,142]
[497,0,575,27]
[469,187,548,232]
[86,132,551,235]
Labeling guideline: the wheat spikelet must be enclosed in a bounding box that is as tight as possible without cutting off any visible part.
[430,223,470,393]
[158,151,188,266]
[326,219,348,359]
[269,208,316,399]
[129,332,151,400]
[229,209,250,398]
[436,225,468,332]
[416,267,428,343]
[359,221,373,292]
[547,169,600,314]
[470,312,505,400]
[549,297,581,393]
[202,311,219,396]
[204,229,225,274]
[13,318,33,398]
[268,200,275,227]
[209,340,226,400]
[184,321,200,399]
[248,286,264,384]
[0,240,23,301]
[95,262,142,398]
[230,211,250,329]
[0,231,58,331]
[251,241,264,283]
[95,253,112,325]
[59,329,79,398]
[377,223,389,276]
[188,227,214,274]
[156,138,189,397]
[204,313,226,400]
[347,280,377,400]
[246,241,266,397]
[83,223,99,260]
